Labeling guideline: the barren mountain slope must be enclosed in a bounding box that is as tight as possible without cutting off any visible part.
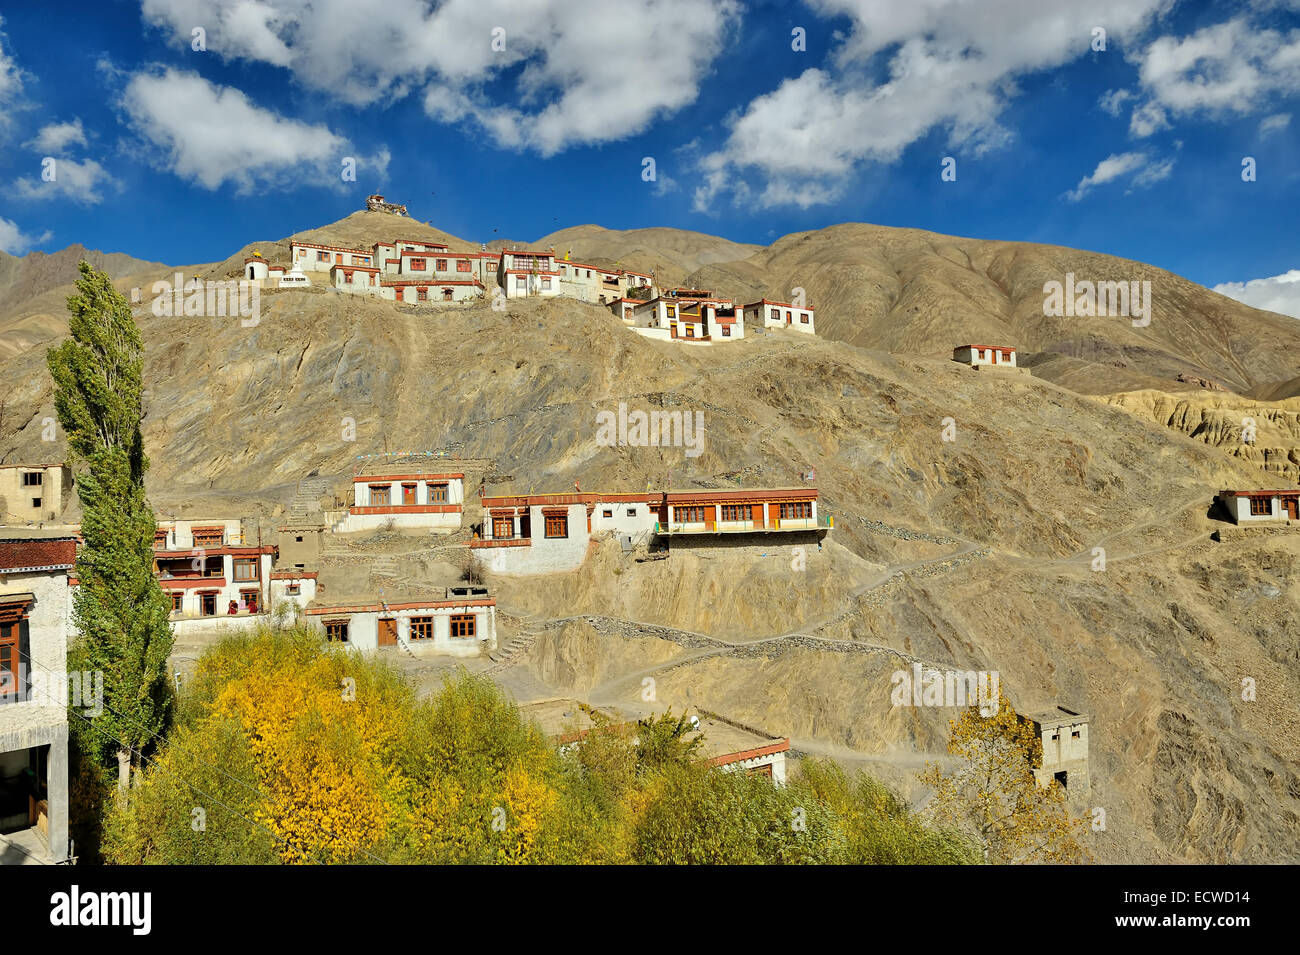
[0,244,165,359]
[531,224,762,289]
[0,284,1296,863]
[684,223,1300,397]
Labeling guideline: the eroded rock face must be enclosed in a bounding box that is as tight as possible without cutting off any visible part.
[1105,390,1300,485]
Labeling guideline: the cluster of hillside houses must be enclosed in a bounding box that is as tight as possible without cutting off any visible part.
[242,218,817,342]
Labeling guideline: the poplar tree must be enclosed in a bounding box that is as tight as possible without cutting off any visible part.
[48,261,173,793]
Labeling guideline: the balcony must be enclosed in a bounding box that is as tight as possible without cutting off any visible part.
[654,515,832,535]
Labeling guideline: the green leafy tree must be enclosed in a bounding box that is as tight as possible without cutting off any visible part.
[48,261,173,794]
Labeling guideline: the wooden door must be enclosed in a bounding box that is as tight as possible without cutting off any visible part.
[403,484,417,505]
[752,503,765,528]
[378,618,397,647]
[1287,498,1298,520]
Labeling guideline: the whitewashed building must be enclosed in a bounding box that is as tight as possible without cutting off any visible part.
[499,249,561,299]
[473,487,825,575]
[0,536,75,864]
[953,344,1017,368]
[333,472,465,534]
[1216,488,1300,524]
[742,299,815,335]
[152,520,277,634]
[626,290,745,344]
[288,241,377,274]
[304,590,496,657]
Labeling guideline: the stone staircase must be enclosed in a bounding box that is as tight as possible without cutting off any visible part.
[287,475,334,524]
[486,617,545,675]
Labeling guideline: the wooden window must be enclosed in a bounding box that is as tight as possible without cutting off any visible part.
[1249,496,1271,516]
[721,504,744,521]
[487,262,497,273]
[443,288,454,301]
[541,277,552,290]
[325,619,349,643]
[428,483,448,503]
[721,325,731,337]
[369,484,392,507]
[240,589,260,613]
[409,616,435,641]
[770,308,780,321]
[515,275,527,289]
[192,527,224,547]
[435,259,448,271]
[450,614,475,638]
[155,528,169,547]
[403,483,417,505]
[492,515,514,539]
[200,593,217,616]
[626,508,637,517]
[675,505,706,523]
[779,501,812,520]
[0,620,20,697]
[395,288,404,302]
[417,287,428,301]
[684,325,694,338]
[317,251,329,262]
[170,593,182,613]
[233,557,259,581]
[410,257,426,271]
[602,509,613,518]
[21,472,41,487]
[284,582,301,596]
[457,260,472,272]
[800,313,810,323]
[545,513,568,538]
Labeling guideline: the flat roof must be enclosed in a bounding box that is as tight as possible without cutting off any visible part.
[1219,488,1300,497]
[305,597,494,614]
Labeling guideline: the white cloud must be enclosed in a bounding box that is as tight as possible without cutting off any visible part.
[694,0,1169,210]
[12,157,118,204]
[119,68,385,192]
[0,18,25,133]
[1099,89,1135,116]
[1066,151,1172,201]
[0,216,51,255]
[1134,18,1300,118]
[25,119,87,153]
[1259,112,1291,134]
[1129,101,1170,137]
[1213,270,1300,319]
[141,0,739,156]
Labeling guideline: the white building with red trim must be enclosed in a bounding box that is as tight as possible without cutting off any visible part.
[499,249,561,299]
[1216,488,1300,524]
[625,289,745,344]
[742,299,815,335]
[152,520,279,633]
[0,535,75,863]
[380,279,484,304]
[304,590,496,657]
[333,472,465,534]
[953,344,1017,368]
[472,486,826,575]
[288,241,378,274]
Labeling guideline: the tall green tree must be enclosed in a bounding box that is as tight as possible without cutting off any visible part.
[48,261,173,793]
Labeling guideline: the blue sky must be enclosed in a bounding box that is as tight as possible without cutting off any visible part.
[0,0,1298,312]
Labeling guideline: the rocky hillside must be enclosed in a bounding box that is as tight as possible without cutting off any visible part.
[0,270,1297,862]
